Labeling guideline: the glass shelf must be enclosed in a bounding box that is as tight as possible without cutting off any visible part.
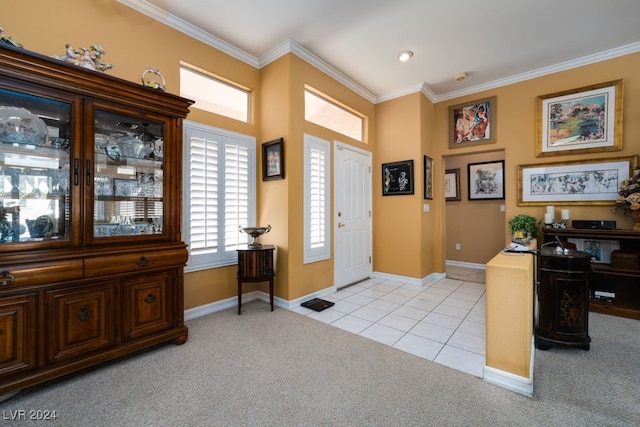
[0,88,71,244]
[92,110,164,240]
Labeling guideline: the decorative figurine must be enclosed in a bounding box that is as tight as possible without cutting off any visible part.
[53,44,113,72]
[142,67,166,91]
[0,27,23,48]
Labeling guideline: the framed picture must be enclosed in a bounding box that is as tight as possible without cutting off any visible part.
[444,168,461,201]
[468,160,504,200]
[449,96,496,149]
[536,80,623,157]
[423,155,433,200]
[517,156,637,206]
[383,160,414,196]
[262,137,284,181]
[567,238,619,264]
[94,176,112,196]
[113,179,139,197]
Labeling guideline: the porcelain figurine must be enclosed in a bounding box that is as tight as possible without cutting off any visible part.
[54,44,113,72]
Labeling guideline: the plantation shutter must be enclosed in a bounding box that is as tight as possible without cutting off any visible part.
[189,133,219,253]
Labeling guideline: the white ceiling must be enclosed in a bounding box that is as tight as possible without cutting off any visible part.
[120,0,640,103]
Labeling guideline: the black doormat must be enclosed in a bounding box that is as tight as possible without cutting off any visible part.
[301,298,334,312]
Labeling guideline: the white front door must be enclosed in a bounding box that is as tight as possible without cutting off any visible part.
[334,142,372,288]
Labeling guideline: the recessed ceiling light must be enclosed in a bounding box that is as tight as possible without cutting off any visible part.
[398,51,413,62]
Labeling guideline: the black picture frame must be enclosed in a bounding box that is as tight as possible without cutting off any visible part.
[262,138,284,181]
[467,160,505,200]
[383,159,414,196]
[424,155,433,200]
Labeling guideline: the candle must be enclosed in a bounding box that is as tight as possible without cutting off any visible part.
[546,205,555,216]
[561,209,570,220]
[544,213,553,224]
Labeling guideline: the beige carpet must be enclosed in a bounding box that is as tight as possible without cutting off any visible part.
[1,301,638,426]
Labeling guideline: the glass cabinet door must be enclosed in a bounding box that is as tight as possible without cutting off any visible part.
[0,88,72,245]
[93,110,164,240]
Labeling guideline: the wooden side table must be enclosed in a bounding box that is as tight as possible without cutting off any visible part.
[236,244,275,315]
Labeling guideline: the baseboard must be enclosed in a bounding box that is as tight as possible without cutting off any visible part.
[483,365,533,397]
[372,271,445,286]
[483,337,535,397]
[184,286,338,321]
[184,291,280,321]
[446,260,486,270]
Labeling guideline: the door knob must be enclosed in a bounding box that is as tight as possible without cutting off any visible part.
[338,223,345,228]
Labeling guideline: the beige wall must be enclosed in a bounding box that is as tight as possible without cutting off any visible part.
[6,1,640,309]
[444,151,506,264]
[434,53,640,264]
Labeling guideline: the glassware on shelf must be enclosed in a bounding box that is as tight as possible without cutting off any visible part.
[117,216,136,236]
[0,106,48,145]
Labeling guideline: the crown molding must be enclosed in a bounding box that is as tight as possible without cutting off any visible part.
[117,0,259,67]
[432,41,640,103]
[117,1,640,105]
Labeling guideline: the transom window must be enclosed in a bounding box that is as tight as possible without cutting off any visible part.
[180,65,249,123]
[304,87,364,142]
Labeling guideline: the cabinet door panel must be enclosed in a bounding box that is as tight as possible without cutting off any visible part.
[46,283,115,363]
[0,86,78,249]
[0,294,36,377]
[89,106,168,244]
[122,272,174,341]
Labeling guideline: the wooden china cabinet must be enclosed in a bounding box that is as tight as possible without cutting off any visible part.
[0,44,193,397]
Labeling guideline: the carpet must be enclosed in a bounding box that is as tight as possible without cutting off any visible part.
[2,301,638,426]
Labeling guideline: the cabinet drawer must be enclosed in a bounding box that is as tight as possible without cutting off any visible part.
[84,248,188,277]
[0,260,83,289]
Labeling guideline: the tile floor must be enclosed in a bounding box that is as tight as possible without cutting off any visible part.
[291,276,487,378]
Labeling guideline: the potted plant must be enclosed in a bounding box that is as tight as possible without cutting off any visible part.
[509,214,539,240]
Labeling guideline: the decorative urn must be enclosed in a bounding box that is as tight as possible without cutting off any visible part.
[239,225,272,248]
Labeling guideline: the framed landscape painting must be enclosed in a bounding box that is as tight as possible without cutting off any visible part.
[517,156,636,206]
[536,80,623,157]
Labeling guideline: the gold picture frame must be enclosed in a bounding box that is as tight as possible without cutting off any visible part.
[517,156,637,206]
[536,80,623,157]
[449,96,496,149]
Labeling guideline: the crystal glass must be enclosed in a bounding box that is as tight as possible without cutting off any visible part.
[0,88,72,244]
[92,110,164,239]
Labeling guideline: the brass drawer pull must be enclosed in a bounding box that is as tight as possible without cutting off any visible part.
[137,256,149,267]
[1,271,15,286]
[77,306,90,321]
[144,293,156,304]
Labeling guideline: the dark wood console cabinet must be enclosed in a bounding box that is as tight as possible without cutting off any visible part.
[543,227,640,320]
[0,45,193,397]
[535,247,592,350]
